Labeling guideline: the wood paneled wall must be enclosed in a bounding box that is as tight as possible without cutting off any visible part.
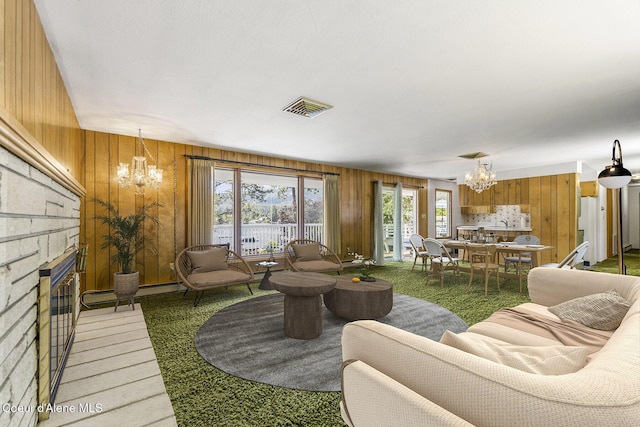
[459,174,579,264]
[1,0,84,184]
[83,131,429,292]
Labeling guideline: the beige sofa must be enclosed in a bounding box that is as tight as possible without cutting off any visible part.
[340,268,640,426]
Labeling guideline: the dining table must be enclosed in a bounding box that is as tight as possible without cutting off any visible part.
[439,239,553,269]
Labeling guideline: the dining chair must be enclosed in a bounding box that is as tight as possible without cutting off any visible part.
[409,233,428,271]
[502,235,539,272]
[502,234,540,292]
[466,243,500,296]
[541,241,589,269]
[423,238,460,287]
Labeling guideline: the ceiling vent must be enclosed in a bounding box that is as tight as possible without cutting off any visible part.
[458,152,489,160]
[283,97,333,118]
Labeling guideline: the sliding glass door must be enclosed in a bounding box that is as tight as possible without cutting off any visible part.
[382,187,417,258]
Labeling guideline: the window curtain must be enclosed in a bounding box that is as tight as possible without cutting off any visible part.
[373,180,385,265]
[323,175,341,254]
[189,159,214,245]
[393,182,403,261]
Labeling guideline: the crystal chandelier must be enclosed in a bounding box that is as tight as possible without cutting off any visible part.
[465,160,497,193]
[117,129,163,194]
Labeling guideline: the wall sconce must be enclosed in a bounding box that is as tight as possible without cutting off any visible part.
[597,139,632,274]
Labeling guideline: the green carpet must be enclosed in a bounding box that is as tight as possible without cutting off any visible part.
[194,292,466,392]
[137,254,639,426]
[585,249,640,276]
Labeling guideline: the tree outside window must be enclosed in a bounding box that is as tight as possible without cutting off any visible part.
[382,187,417,257]
[213,169,324,256]
[435,189,452,238]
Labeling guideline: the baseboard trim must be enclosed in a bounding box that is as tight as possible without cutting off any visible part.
[81,281,186,307]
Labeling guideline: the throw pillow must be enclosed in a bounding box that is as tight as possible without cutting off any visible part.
[440,331,588,375]
[548,289,632,331]
[187,247,229,273]
[293,243,322,261]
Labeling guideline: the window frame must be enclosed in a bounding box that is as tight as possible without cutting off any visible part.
[213,167,324,257]
[381,186,417,257]
[435,189,452,239]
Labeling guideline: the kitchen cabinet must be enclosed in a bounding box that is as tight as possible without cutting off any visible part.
[580,181,599,197]
[460,206,495,214]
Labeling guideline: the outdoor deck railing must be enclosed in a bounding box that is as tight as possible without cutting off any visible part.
[214,223,415,257]
[214,223,323,256]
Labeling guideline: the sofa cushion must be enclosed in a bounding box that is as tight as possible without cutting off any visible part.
[292,259,340,272]
[440,330,588,375]
[293,243,323,261]
[548,289,632,331]
[187,247,229,273]
[187,270,250,288]
[466,317,563,347]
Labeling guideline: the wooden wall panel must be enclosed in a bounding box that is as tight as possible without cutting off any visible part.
[2,0,86,290]
[84,131,97,290]
[606,188,614,258]
[156,139,178,281]
[528,176,543,261]
[556,174,570,261]
[1,0,84,185]
[540,175,554,262]
[141,136,160,285]
[520,178,529,205]
[81,130,429,292]
[94,132,111,290]
[493,180,504,206]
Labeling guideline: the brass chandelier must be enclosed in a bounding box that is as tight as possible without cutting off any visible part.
[117,129,163,194]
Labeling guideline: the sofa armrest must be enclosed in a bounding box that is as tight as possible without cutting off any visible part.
[342,320,640,427]
[341,360,473,427]
[527,268,640,306]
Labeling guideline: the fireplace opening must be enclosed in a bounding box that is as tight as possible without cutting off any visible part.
[38,248,80,420]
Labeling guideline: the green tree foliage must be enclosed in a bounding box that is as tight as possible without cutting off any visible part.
[382,193,415,225]
[214,178,324,226]
[304,198,323,223]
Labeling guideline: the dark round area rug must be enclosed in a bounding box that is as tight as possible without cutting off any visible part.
[195,292,467,392]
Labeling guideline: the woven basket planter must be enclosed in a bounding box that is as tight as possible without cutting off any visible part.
[114,271,139,311]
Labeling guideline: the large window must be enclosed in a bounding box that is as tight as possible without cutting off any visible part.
[240,172,298,255]
[214,169,235,248]
[304,178,324,241]
[435,189,452,238]
[213,169,324,256]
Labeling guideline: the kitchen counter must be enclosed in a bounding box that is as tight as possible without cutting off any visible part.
[457,225,532,232]
[456,225,533,241]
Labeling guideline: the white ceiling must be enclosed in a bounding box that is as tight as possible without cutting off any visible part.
[34,0,640,181]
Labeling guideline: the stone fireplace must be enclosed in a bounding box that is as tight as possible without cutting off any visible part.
[1,114,84,426]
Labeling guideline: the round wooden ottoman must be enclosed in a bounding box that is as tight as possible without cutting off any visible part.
[269,272,336,340]
[323,276,393,321]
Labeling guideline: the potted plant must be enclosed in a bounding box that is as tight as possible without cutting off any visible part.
[352,253,377,282]
[92,198,161,310]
